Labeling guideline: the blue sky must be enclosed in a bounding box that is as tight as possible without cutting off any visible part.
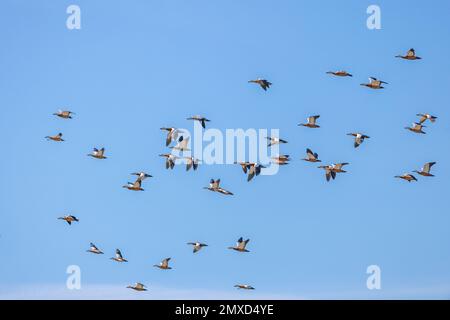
[1,0,450,299]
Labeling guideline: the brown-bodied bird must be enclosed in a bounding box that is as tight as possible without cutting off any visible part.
[187,242,208,253]
[111,249,128,262]
[184,156,199,171]
[331,163,349,173]
[318,163,349,181]
[122,179,144,191]
[87,242,104,255]
[154,258,172,270]
[204,179,234,195]
[299,115,320,128]
[159,153,177,170]
[234,284,255,290]
[347,133,370,148]
[53,110,75,119]
[235,162,265,181]
[235,161,252,174]
[127,283,147,291]
[395,173,418,182]
[396,48,421,60]
[417,113,437,124]
[45,133,64,142]
[326,70,352,77]
[413,162,436,177]
[247,163,265,182]
[228,237,250,252]
[58,215,79,225]
[160,127,181,146]
[360,77,388,89]
[318,165,335,182]
[187,115,210,129]
[302,148,321,162]
[88,147,107,159]
[405,122,426,134]
[248,78,272,91]
[271,155,290,165]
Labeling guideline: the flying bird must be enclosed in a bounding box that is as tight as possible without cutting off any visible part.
[331,163,349,173]
[203,179,234,195]
[154,257,172,270]
[58,215,79,225]
[159,153,178,170]
[87,242,104,255]
[413,162,436,177]
[318,163,349,181]
[299,115,320,128]
[127,283,147,291]
[235,161,253,174]
[416,113,437,124]
[111,249,128,262]
[184,156,199,171]
[360,77,388,89]
[248,78,272,91]
[88,148,107,159]
[234,162,265,181]
[271,155,290,165]
[247,163,265,182]
[318,165,335,182]
[266,136,288,147]
[396,48,421,60]
[302,148,321,162]
[187,242,208,253]
[228,237,250,252]
[234,284,255,290]
[347,133,370,148]
[187,115,210,129]
[122,179,144,191]
[160,127,181,146]
[45,133,64,142]
[405,122,426,134]
[395,173,418,182]
[326,71,352,77]
[53,110,75,119]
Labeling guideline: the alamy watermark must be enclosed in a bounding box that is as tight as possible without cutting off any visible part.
[366,265,381,290]
[366,5,381,30]
[167,122,283,176]
[66,265,81,290]
[66,5,81,30]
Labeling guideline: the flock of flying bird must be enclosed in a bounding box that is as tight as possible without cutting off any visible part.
[48,48,437,293]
